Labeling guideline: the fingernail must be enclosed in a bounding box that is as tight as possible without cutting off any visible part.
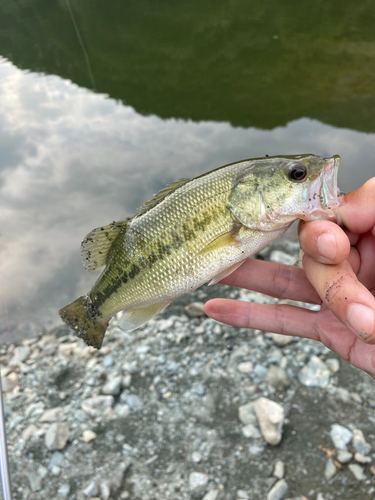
[347,303,375,342]
[317,232,337,261]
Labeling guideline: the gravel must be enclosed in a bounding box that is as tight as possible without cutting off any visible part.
[329,424,353,451]
[1,238,375,499]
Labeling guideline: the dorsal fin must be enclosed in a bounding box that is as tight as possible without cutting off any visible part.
[133,178,191,217]
[81,219,129,271]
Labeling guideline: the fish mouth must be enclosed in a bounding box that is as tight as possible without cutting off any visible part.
[307,155,342,220]
[321,155,340,208]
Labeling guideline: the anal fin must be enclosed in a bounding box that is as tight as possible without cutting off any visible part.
[208,259,246,286]
[117,301,171,332]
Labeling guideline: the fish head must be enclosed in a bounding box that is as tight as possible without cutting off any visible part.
[229,154,341,231]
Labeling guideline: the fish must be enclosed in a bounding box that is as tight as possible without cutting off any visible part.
[59,154,341,349]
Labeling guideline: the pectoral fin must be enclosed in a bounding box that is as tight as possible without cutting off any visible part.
[208,259,246,286]
[117,301,171,332]
[197,226,241,257]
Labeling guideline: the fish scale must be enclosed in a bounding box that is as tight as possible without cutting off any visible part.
[59,154,340,348]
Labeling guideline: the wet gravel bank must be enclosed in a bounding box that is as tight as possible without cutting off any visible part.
[2,239,375,500]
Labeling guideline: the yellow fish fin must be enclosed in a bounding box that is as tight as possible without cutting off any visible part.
[81,219,130,272]
[117,301,171,332]
[208,259,247,286]
[197,226,241,257]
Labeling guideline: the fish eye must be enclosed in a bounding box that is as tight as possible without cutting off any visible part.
[288,163,307,182]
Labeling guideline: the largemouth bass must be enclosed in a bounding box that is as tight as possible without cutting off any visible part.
[59,154,340,349]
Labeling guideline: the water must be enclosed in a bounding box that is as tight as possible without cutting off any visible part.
[0,0,374,341]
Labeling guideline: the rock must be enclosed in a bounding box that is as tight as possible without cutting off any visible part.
[39,406,63,422]
[2,372,18,392]
[136,344,150,355]
[334,387,351,403]
[268,348,283,365]
[189,472,209,490]
[10,346,30,365]
[29,471,43,492]
[337,450,353,464]
[122,361,137,374]
[271,333,293,347]
[324,458,337,480]
[237,490,249,499]
[298,356,330,387]
[348,463,366,481]
[184,302,206,317]
[266,367,291,391]
[191,452,202,463]
[83,480,99,497]
[325,358,340,372]
[102,375,123,396]
[270,250,293,265]
[100,482,111,500]
[81,395,115,415]
[57,484,70,498]
[237,361,253,373]
[25,402,45,418]
[22,424,38,441]
[213,324,222,334]
[37,466,48,479]
[255,397,284,446]
[114,404,131,418]
[329,424,353,450]
[194,325,205,335]
[354,452,372,464]
[51,466,61,476]
[350,392,363,404]
[124,394,143,410]
[82,429,97,442]
[273,460,285,479]
[253,363,268,380]
[191,383,205,395]
[238,402,257,425]
[0,367,10,378]
[49,451,64,468]
[122,374,132,387]
[45,422,70,450]
[102,354,114,367]
[267,479,288,500]
[202,490,219,500]
[74,410,87,422]
[248,443,265,455]
[242,424,261,439]
[352,428,372,455]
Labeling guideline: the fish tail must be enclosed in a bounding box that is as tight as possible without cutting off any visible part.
[59,296,107,349]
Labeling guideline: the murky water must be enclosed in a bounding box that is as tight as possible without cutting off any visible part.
[0,0,374,341]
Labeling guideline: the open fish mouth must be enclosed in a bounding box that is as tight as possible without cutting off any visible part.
[321,155,340,208]
[307,155,342,220]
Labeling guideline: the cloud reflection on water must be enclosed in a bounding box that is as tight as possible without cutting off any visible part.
[0,58,373,341]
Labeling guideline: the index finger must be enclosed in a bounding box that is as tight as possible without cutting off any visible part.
[218,258,321,304]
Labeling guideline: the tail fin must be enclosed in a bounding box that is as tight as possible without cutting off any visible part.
[59,296,107,349]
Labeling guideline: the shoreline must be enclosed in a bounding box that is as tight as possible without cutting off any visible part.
[1,238,374,500]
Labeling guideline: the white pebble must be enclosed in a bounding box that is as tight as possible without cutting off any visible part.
[348,463,366,481]
[273,460,285,479]
[82,430,97,443]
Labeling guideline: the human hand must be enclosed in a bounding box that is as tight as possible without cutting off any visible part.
[204,178,375,377]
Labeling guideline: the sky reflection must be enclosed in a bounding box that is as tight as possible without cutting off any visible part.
[0,58,373,341]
